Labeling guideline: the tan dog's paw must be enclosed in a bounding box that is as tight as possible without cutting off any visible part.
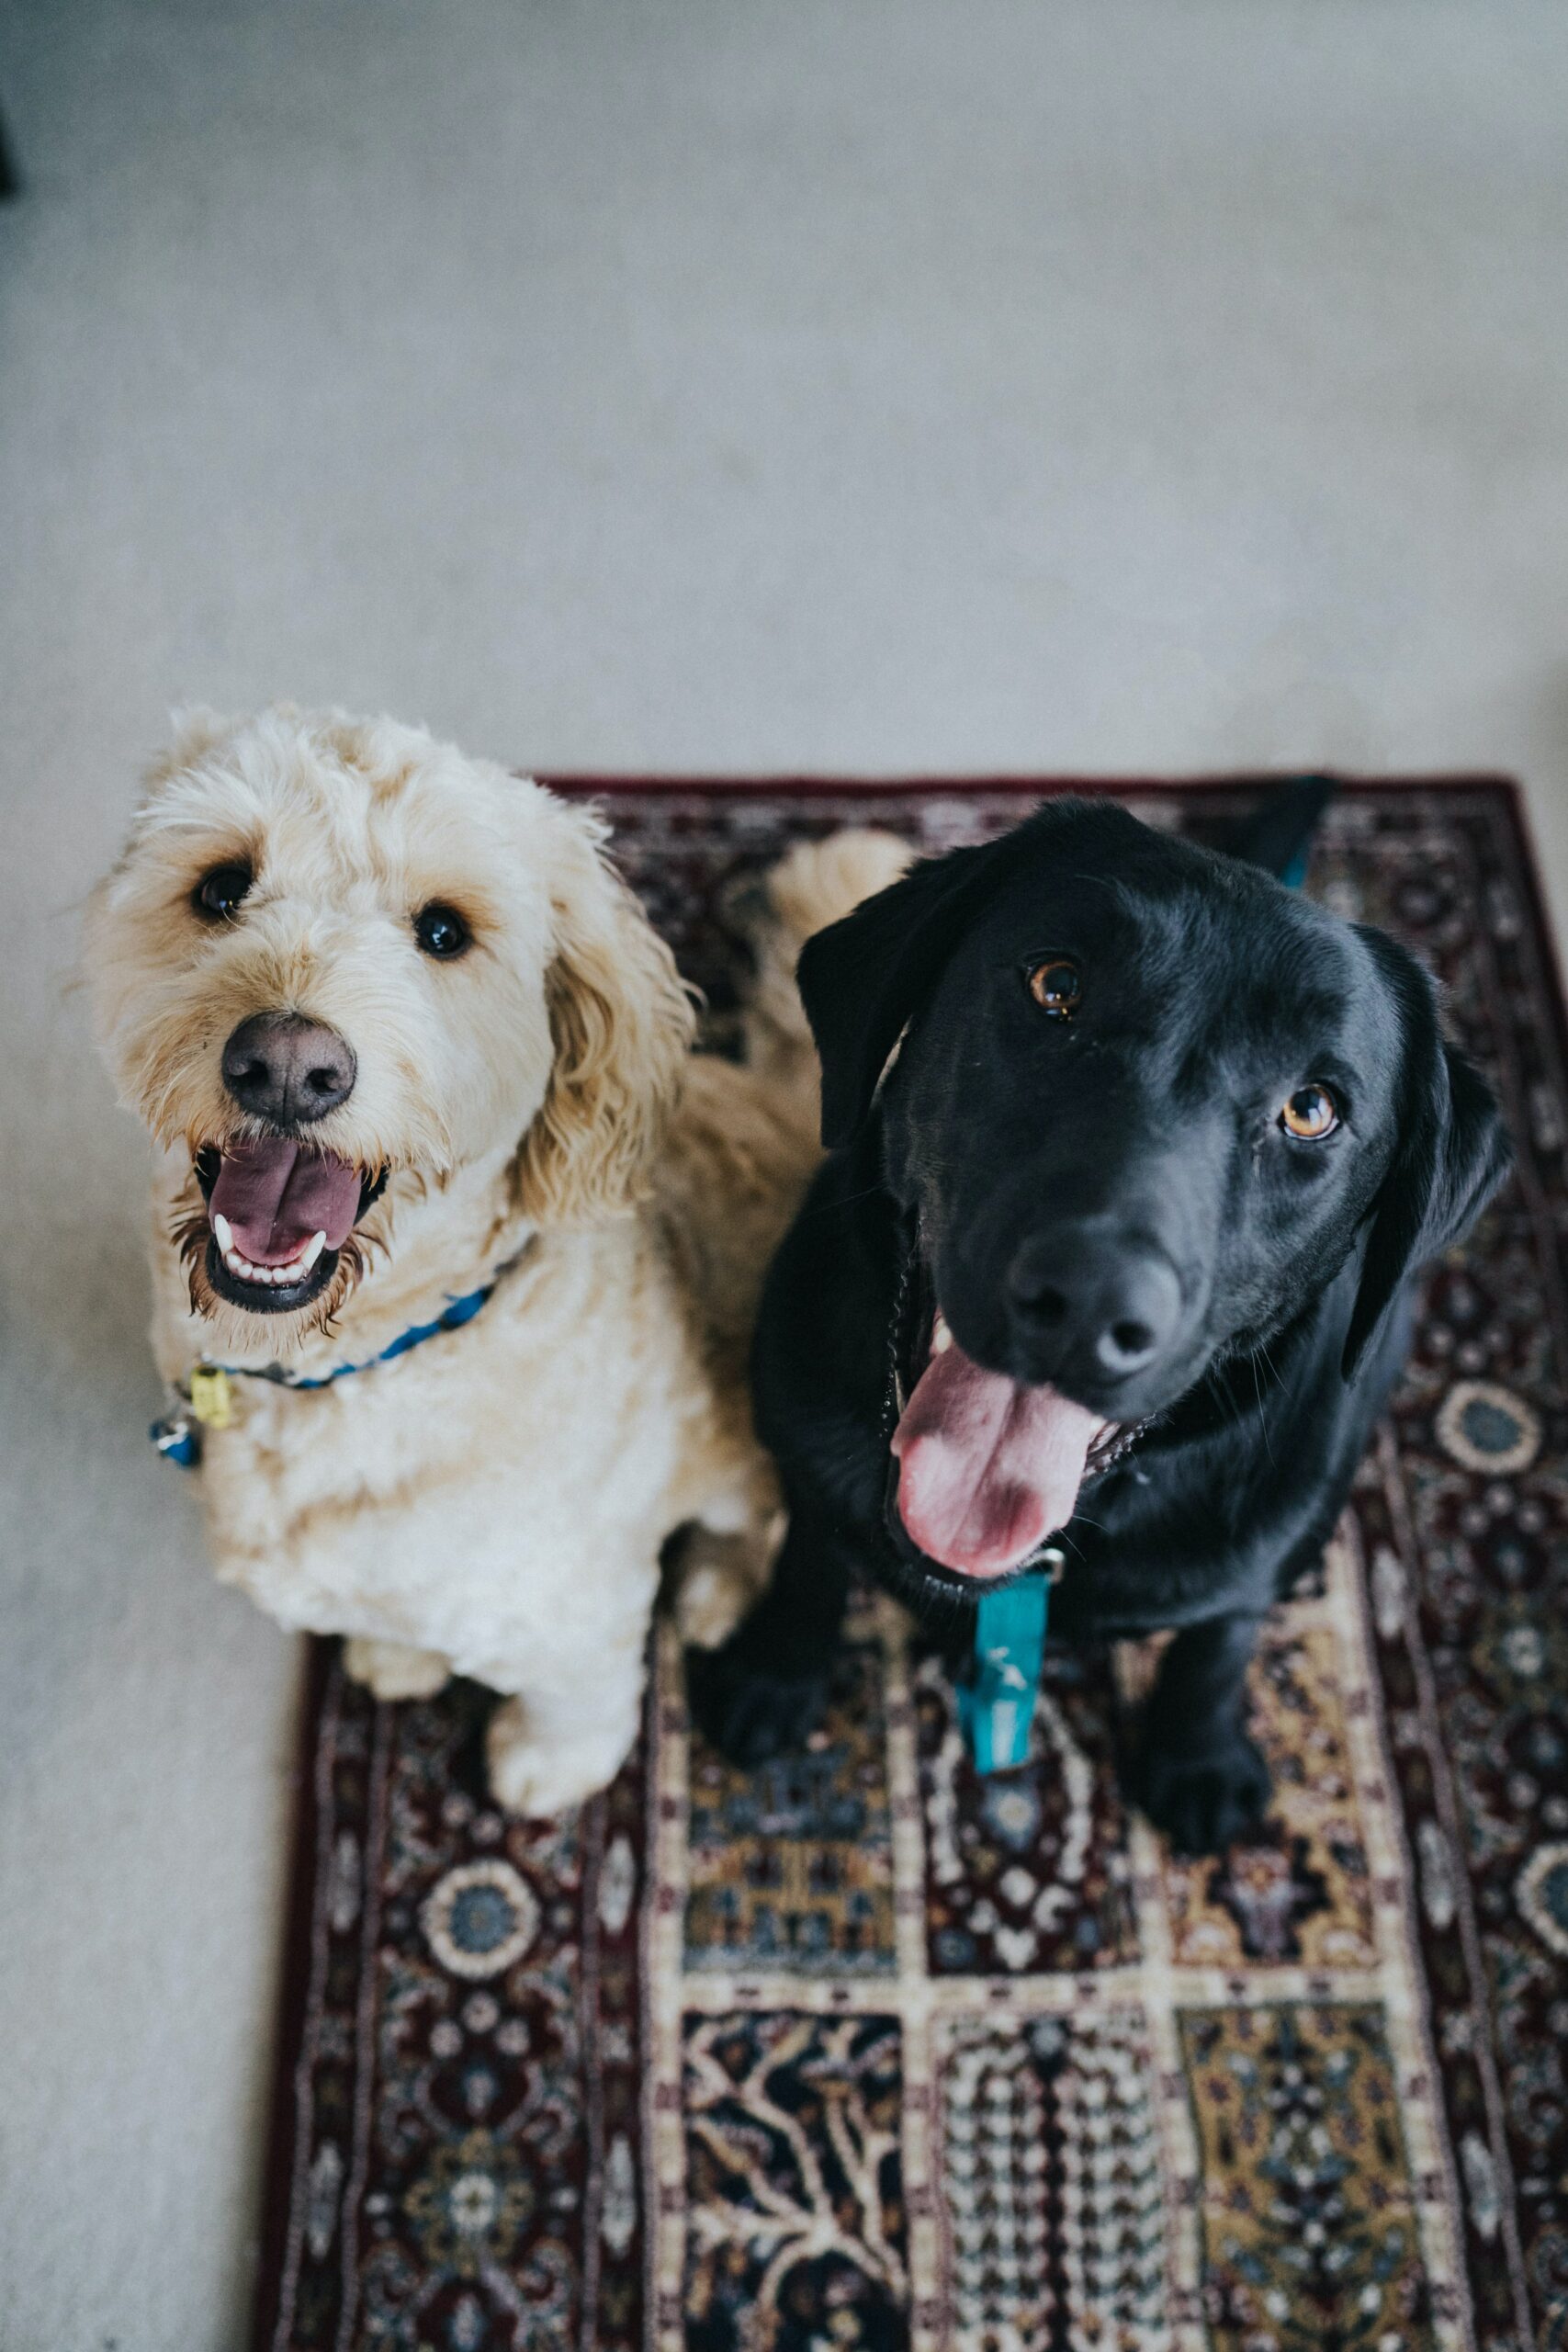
[671,1525,775,1650]
[485,1697,632,1817]
[343,1637,451,1702]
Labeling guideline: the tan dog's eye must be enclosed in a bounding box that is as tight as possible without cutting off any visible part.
[1027,957,1081,1019]
[192,862,253,921]
[1280,1084,1339,1139]
[414,902,471,959]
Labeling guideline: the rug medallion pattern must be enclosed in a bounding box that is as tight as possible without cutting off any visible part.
[256,778,1565,2352]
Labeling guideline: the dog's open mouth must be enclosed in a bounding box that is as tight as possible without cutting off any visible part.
[883,1250,1139,1583]
[193,1139,384,1316]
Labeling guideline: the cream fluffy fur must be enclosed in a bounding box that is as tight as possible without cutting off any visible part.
[85,708,907,1814]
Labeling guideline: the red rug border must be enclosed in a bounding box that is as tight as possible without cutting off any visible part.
[539,765,1515,799]
[254,1637,335,2352]
[250,768,1537,2352]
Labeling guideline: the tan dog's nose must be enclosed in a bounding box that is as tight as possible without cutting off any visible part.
[221,1012,356,1127]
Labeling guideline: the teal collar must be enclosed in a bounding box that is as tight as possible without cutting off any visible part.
[958,1549,1066,1773]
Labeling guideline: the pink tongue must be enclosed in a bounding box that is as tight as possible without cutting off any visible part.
[891,1331,1102,1577]
[208,1138,362,1266]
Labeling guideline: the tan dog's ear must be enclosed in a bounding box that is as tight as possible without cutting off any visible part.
[513,804,697,1224]
[153,706,232,778]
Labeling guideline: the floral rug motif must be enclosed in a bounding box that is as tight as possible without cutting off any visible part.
[255,776,1565,2352]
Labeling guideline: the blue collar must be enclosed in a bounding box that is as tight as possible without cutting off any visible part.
[151,1247,527,1465]
[235,1272,504,1392]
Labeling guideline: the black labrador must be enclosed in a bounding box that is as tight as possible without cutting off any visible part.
[688,790,1509,1853]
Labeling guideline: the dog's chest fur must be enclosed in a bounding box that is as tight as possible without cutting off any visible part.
[175,1219,722,1689]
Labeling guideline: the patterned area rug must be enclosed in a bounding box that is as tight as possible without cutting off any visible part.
[254,778,1568,2352]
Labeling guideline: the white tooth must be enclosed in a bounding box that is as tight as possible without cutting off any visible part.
[212,1213,233,1253]
[932,1315,953,1354]
[300,1230,326,1270]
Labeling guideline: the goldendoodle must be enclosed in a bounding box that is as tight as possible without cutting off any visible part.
[86,706,904,1812]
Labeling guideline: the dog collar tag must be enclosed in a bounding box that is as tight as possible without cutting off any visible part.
[150,1405,201,1468]
[958,1549,1063,1773]
[188,1365,235,1429]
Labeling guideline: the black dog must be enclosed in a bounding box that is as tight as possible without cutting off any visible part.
[689,790,1509,1853]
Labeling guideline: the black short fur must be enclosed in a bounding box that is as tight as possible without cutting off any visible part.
[688,790,1510,1853]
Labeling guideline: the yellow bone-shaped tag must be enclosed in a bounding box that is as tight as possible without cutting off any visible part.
[188,1365,235,1429]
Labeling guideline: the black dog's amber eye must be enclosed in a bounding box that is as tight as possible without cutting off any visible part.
[192,862,253,921]
[1027,957,1081,1019]
[413,902,471,959]
[1280,1084,1339,1140]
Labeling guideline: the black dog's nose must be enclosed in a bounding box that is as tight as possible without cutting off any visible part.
[1008,1227,1182,1386]
[221,1012,356,1126]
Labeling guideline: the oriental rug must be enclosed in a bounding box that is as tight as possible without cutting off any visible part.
[255,776,1567,2352]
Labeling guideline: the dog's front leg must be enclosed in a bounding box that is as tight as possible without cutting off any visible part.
[684,1502,852,1767]
[485,1652,646,1818]
[669,1522,777,1652]
[343,1637,452,1702]
[1132,1610,1272,1856]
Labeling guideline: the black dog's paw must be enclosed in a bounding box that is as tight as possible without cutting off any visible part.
[1133,1731,1272,1856]
[685,1638,829,1767]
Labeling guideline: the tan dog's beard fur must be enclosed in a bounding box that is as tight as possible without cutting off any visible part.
[116,937,555,1352]
[120,1002,448,1348]
[167,1177,388,1344]
[95,902,558,1357]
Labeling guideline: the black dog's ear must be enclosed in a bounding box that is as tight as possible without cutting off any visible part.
[1342,929,1511,1380]
[797,835,1008,1148]
[1219,775,1335,886]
